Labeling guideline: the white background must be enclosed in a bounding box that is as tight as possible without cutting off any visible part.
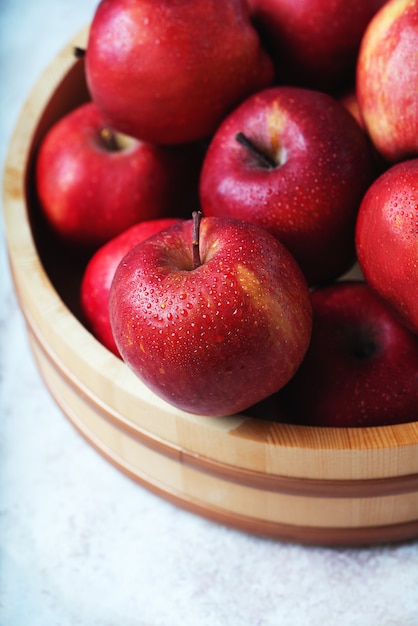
[1,2,418,625]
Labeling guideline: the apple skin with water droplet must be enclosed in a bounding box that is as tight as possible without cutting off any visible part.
[36,102,197,253]
[109,215,312,416]
[80,217,182,356]
[247,0,385,92]
[356,0,418,163]
[356,158,418,335]
[199,86,377,286]
[85,0,274,145]
[278,281,418,427]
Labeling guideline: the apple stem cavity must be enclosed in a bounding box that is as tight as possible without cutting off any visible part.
[192,211,203,269]
[100,128,121,152]
[235,131,277,169]
[352,339,378,360]
[349,331,379,360]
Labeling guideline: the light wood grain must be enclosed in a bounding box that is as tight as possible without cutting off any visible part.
[29,331,418,545]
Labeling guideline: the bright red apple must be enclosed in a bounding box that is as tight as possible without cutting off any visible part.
[109,213,312,416]
[199,86,376,286]
[247,0,385,92]
[279,281,418,427]
[356,0,418,163]
[81,217,182,355]
[85,0,274,145]
[36,102,198,251]
[355,158,418,334]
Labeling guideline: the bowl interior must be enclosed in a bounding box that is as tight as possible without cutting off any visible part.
[27,53,91,323]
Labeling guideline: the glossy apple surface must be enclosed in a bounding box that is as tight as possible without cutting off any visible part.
[109,215,312,416]
[280,281,418,427]
[248,0,385,91]
[81,217,182,356]
[356,158,418,334]
[200,86,376,286]
[356,0,418,163]
[85,0,273,145]
[339,88,387,174]
[36,102,197,252]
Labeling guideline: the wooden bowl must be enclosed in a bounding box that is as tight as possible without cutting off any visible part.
[3,27,418,546]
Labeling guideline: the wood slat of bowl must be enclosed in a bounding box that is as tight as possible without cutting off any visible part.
[3,27,418,546]
[28,330,418,546]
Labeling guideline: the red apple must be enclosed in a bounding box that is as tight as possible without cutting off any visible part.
[85,0,274,145]
[339,87,388,175]
[199,86,376,286]
[248,0,385,92]
[279,281,418,427]
[109,213,312,416]
[36,102,198,252]
[81,217,182,356]
[356,0,418,163]
[355,158,418,334]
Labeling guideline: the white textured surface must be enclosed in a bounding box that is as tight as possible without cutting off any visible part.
[1,2,418,625]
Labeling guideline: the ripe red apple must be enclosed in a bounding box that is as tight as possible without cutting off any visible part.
[247,0,385,92]
[339,87,388,175]
[81,217,182,356]
[35,102,198,252]
[109,213,312,416]
[85,0,274,145]
[279,281,418,427]
[355,158,418,334]
[356,0,418,163]
[199,86,376,286]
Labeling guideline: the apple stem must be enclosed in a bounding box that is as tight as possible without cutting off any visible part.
[74,46,86,58]
[235,132,277,169]
[192,211,203,269]
[100,128,120,152]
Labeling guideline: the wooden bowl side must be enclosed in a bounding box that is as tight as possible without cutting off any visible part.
[3,26,418,540]
[28,329,418,546]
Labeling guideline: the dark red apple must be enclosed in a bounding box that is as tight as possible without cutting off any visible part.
[36,102,198,251]
[199,86,376,286]
[85,0,274,145]
[356,0,418,163]
[356,158,418,334]
[248,0,385,92]
[81,217,182,356]
[109,213,312,416]
[279,281,418,427]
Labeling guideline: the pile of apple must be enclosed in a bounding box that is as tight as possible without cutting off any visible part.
[35,0,418,426]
